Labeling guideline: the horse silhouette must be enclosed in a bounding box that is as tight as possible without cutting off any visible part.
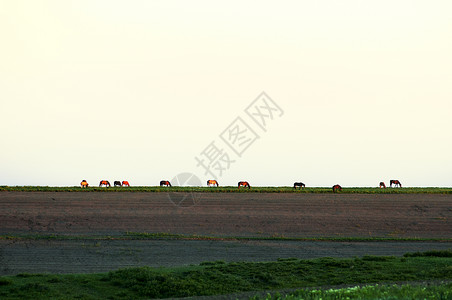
[238,181,250,189]
[293,182,305,189]
[390,180,402,188]
[207,180,219,187]
[379,182,386,188]
[332,184,342,192]
[160,180,172,187]
[99,180,111,187]
[114,181,122,187]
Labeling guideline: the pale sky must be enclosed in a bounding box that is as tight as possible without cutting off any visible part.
[1,1,451,187]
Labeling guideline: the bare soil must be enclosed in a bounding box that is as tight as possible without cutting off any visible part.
[0,192,451,275]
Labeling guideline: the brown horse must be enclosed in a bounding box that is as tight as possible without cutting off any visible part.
[390,180,402,188]
[122,181,130,187]
[80,180,89,188]
[379,182,386,189]
[238,181,250,189]
[99,180,110,187]
[207,180,219,187]
[293,182,305,189]
[160,180,172,187]
[332,184,342,192]
[114,181,122,187]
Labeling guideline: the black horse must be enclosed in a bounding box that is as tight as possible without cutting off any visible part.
[114,181,122,187]
[293,182,305,189]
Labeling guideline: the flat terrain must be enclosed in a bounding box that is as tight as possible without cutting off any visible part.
[1,191,451,275]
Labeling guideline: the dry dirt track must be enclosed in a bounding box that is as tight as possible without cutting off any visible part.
[1,191,451,275]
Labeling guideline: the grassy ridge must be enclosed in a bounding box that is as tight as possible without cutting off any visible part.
[2,232,452,242]
[0,252,451,299]
[1,186,452,194]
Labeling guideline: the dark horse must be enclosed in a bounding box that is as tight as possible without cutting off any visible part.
[122,181,130,187]
[207,180,219,187]
[114,181,122,187]
[379,182,386,188]
[160,180,172,187]
[332,184,342,192]
[390,180,402,188]
[99,180,111,187]
[238,181,250,189]
[293,182,305,189]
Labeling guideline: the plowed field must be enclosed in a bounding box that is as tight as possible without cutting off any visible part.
[1,192,451,275]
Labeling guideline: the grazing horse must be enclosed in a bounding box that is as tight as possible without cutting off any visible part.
[379,182,386,189]
[99,180,111,187]
[332,184,342,192]
[293,182,305,189]
[80,180,89,188]
[114,181,122,187]
[160,180,172,187]
[207,180,219,187]
[122,181,130,187]
[390,180,402,188]
[238,181,250,189]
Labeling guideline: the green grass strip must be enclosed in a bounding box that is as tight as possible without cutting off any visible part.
[1,186,452,194]
[0,252,451,299]
[1,232,451,242]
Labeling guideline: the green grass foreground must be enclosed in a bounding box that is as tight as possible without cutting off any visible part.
[253,282,452,300]
[0,251,451,299]
[1,186,452,194]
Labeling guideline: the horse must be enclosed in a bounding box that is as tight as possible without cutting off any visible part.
[99,180,111,187]
[207,180,219,187]
[390,180,402,188]
[122,181,130,187]
[332,184,342,192]
[238,181,250,189]
[114,181,122,187]
[293,182,305,189]
[80,180,89,188]
[379,182,386,189]
[160,180,172,187]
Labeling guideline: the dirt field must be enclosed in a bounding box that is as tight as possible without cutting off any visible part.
[1,191,451,275]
